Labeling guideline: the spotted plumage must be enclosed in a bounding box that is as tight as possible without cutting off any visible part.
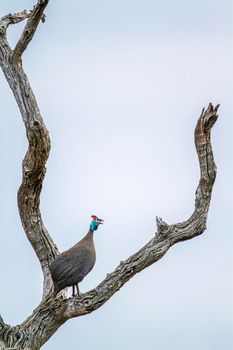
[49,215,104,296]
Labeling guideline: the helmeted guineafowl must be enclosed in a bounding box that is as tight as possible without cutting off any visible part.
[49,215,104,296]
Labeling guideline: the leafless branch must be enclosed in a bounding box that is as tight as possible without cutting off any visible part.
[61,103,219,319]
[0,0,57,299]
[0,104,218,350]
[0,1,219,349]
[0,10,30,30]
[12,0,49,61]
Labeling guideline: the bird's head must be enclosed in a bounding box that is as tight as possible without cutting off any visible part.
[90,215,104,232]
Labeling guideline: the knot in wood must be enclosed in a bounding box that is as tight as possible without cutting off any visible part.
[83,299,92,308]
[156,216,170,237]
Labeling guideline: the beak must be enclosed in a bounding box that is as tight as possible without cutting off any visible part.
[91,215,104,224]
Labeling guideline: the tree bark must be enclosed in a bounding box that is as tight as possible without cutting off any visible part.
[0,3,59,298]
[0,2,219,350]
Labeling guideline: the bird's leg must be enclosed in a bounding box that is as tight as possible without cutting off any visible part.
[76,284,80,296]
[72,285,76,297]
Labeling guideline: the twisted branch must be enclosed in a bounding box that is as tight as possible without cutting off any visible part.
[0,0,57,298]
[0,1,219,349]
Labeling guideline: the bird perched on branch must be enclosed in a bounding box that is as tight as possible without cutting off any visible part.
[49,215,104,297]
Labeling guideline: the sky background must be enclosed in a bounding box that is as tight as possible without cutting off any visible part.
[0,0,233,349]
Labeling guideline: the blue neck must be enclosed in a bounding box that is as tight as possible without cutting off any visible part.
[90,220,100,232]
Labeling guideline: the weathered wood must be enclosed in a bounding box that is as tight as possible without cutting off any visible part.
[0,1,58,299]
[0,1,219,349]
[12,0,48,62]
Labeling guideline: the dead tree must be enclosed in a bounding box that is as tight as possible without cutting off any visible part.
[0,1,219,350]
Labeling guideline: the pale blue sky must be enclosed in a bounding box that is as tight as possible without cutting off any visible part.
[0,1,232,349]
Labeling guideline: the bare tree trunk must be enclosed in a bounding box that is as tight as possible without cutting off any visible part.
[0,1,219,349]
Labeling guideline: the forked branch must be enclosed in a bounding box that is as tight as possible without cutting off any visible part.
[0,1,48,60]
[0,1,219,349]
